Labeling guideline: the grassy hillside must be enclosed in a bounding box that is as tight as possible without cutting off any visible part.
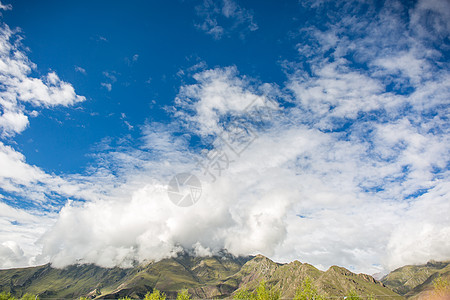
[382,260,450,299]
[0,254,250,299]
[0,254,403,299]
[220,255,400,299]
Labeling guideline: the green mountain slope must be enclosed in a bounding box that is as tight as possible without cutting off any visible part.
[0,254,250,299]
[382,260,450,298]
[219,255,399,299]
[0,254,403,299]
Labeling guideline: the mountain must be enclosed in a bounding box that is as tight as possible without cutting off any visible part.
[382,260,450,299]
[0,254,401,299]
[218,255,399,299]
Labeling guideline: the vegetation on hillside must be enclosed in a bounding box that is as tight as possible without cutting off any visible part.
[428,275,450,299]
[144,290,166,300]
[233,280,280,300]
[0,292,39,300]
[175,289,191,300]
[0,255,405,299]
[293,277,325,300]
[382,260,450,297]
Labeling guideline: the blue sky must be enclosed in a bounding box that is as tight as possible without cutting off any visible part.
[3,0,305,174]
[0,0,449,274]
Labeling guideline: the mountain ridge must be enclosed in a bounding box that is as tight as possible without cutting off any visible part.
[0,254,404,299]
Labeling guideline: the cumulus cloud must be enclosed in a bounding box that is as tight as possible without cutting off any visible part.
[195,0,258,39]
[40,54,448,274]
[1,0,449,275]
[0,17,97,267]
[0,23,85,137]
[0,202,55,269]
[175,66,279,136]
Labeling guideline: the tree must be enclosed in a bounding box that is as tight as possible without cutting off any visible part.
[176,289,191,300]
[233,281,280,300]
[118,297,132,300]
[255,281,280,300]
[145,289,166,300]
[0,292,16,300]
[294,277,325,300]
[20,294,39,300]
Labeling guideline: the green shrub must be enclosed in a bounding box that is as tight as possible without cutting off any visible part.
[0,292,16,300]
[294,277,325,300]
[233,281,280,300]
[145,289,166,300]
[20,294,39,300]
[176,289,191,300]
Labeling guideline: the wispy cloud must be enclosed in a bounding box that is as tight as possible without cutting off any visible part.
[125,54,139,66]
[74,66,86,75]
[195,0,258,39]
[120,113,134,130]
[101,71,118,91]
[101,82,112,91]
[103,71,117,83]
[0,1,12,11]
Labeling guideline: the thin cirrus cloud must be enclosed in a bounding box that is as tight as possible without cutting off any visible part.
[195,0,258,39]
[74,66,86,75]
[101,71,118,91]
[0,0,449,275]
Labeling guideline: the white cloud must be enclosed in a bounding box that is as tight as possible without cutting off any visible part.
[120,113,134,130]
[0,1,11,11]
[0,110,28,136]
[0,18,111,268]
[0,202,55,269]
[175,66,279,136]
[101,71,118,91]
[0,23,85,137]
[38,51,448,274]
[1,0,449,276]
[409,0,450,41]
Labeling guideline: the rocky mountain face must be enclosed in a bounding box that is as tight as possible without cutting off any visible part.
[1,254,433,299]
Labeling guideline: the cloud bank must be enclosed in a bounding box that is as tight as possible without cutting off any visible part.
[0,0,449,275]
